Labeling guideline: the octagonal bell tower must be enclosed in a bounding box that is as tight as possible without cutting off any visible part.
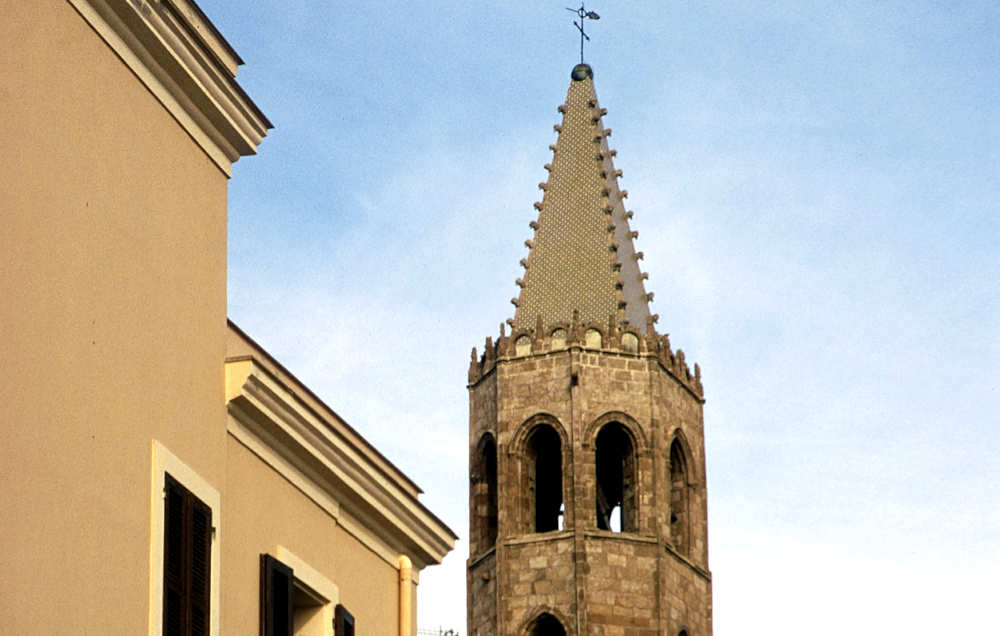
[467,64,712,636]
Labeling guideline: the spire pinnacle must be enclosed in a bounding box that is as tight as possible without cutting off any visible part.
[511,69,653,334]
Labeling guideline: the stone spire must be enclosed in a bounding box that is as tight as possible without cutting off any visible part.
[511,63,653,334]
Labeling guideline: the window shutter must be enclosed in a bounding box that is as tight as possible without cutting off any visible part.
[260,554,294,636]
[164,477,185,636]
[335,604,355,636]
[163,474,213,636]
[189,498,212,636]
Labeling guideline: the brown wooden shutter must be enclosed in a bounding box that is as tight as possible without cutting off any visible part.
[335,604,355,636]
[163,474,213,636]
[189,498,212,636]
[164,476,185,636]
[260,554,294,636]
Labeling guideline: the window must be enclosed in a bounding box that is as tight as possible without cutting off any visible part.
[669,438,690,555]
[526,612,566,635]
[260,549,341,636]
[163,474,213,636]
[260,554,293,636]
[472,434,498,552]
[334,605,355,636]
[151,440,220,636]
[524,424,562,533]
[595,422,637,532]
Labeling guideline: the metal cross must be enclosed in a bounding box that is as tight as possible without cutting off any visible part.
[566,3,600,64]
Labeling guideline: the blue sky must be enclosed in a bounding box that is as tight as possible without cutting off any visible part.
[202,1,998,633]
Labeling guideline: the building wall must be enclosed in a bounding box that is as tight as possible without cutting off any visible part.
[468,551,497,636]
[581,536,660,635]
[1,1,228,632]
[3,4,453,635]
[223,437,401,635]
[499,535,576,632]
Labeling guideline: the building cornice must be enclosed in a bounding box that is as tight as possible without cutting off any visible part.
[67,0,271,176]
[225,358,456,570]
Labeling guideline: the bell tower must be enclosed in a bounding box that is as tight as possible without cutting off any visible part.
[467,64,712,636]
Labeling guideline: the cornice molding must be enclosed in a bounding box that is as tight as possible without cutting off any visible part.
[67,0,271,176]
[225,358,456,570]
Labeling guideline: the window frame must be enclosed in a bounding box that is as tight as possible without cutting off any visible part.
[150,440,222,636]
[260,547,341,636]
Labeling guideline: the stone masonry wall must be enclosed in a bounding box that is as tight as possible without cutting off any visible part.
[582,536,660,635]
[469,330,711,636]
[468,551,497,636]
[662,550,712,636]
[500,535,576,635]
[469,373,498,557]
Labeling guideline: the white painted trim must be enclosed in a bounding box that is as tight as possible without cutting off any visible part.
[225,358,455,569]
[65,0,269,176]
[149,440,222,636]
[263,546,369,636]
[227,410,342,521]
[227,411,401,569]
[275,545,339,606]
[274,546,338,636]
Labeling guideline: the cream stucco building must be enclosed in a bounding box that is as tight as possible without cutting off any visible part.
[1,1,456,634]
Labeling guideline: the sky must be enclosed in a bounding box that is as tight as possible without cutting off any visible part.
[200,2,998,634]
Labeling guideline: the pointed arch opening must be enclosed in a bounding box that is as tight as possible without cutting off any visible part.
[524,612,567,636]
[524,424,563,533]
[472,434,498,552]
[595,422,637,532]
[669,436,691,555]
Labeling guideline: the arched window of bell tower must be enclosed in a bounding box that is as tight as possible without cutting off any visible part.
[595,422,637,533]
[669,436,691,555]
[524,612,567,636]
[472,433,498,551]
[524,424,563,533]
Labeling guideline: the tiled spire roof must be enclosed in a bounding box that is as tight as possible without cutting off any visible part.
[511,64,653,333]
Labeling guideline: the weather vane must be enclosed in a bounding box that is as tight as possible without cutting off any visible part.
[567,3,600,64]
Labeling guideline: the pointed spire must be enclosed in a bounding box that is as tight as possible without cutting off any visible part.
[512,65,652,333]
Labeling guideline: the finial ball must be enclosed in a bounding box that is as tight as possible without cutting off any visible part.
[571,63,593,81]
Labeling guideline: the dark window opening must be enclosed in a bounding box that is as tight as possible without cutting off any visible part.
[335,604,355,636]
[525,425,563,533]
[527,612,567,636]
[164,473,212,636]
[260,554,336,636]
[669,438,690,555]
[260,554,293,636]
[473,436,499,551]
[595,422,636,532]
